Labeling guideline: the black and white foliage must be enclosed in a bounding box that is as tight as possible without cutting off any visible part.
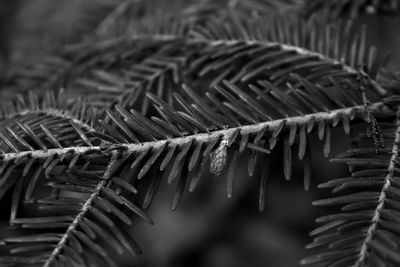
[0,0,400,266]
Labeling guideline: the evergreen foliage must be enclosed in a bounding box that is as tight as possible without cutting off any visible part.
[1,0,400,266]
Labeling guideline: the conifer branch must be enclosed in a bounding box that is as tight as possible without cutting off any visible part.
[43,151,119,267]
[355,107,400,266]
[1,1,400,266]
[1,101,394,163]
[303,107,400,266]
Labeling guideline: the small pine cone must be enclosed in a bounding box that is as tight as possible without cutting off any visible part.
[210,139,228,176]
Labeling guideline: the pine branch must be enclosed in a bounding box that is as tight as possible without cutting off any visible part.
[0,150,152,266]
[7,17,389,115]
[302,107,400,266]
[0,79,396,218]
[94,0,304,38]
[40,150,150,267]
[0,90,96,132]
[1,1,400,266]
[0,85,396,266]
[1,101,391,163]
[355,112,400,265]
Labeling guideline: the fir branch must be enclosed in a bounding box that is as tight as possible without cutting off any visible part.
[43,151,119,267]
[6,17,389,114]
[0,150,151,266]
[1,1,400,266]
[2,101,389,162]
[355,107,400,266]
[303,108,400,266]
[0,91,96,132]
[0,79,396,222]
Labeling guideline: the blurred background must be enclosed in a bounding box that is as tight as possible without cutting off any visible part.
[0,1,400,266]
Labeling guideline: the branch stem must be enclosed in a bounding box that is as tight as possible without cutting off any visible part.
[1,101,392,163]
[354,107,400,266]
[43,152,119,266]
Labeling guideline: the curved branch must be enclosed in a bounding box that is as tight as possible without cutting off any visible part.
[304,103,400,266]
[43,151,119,267]
[1,101,394,163]
[0,107,95,132]
[7,16,388,110]
[355,107,400,266]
